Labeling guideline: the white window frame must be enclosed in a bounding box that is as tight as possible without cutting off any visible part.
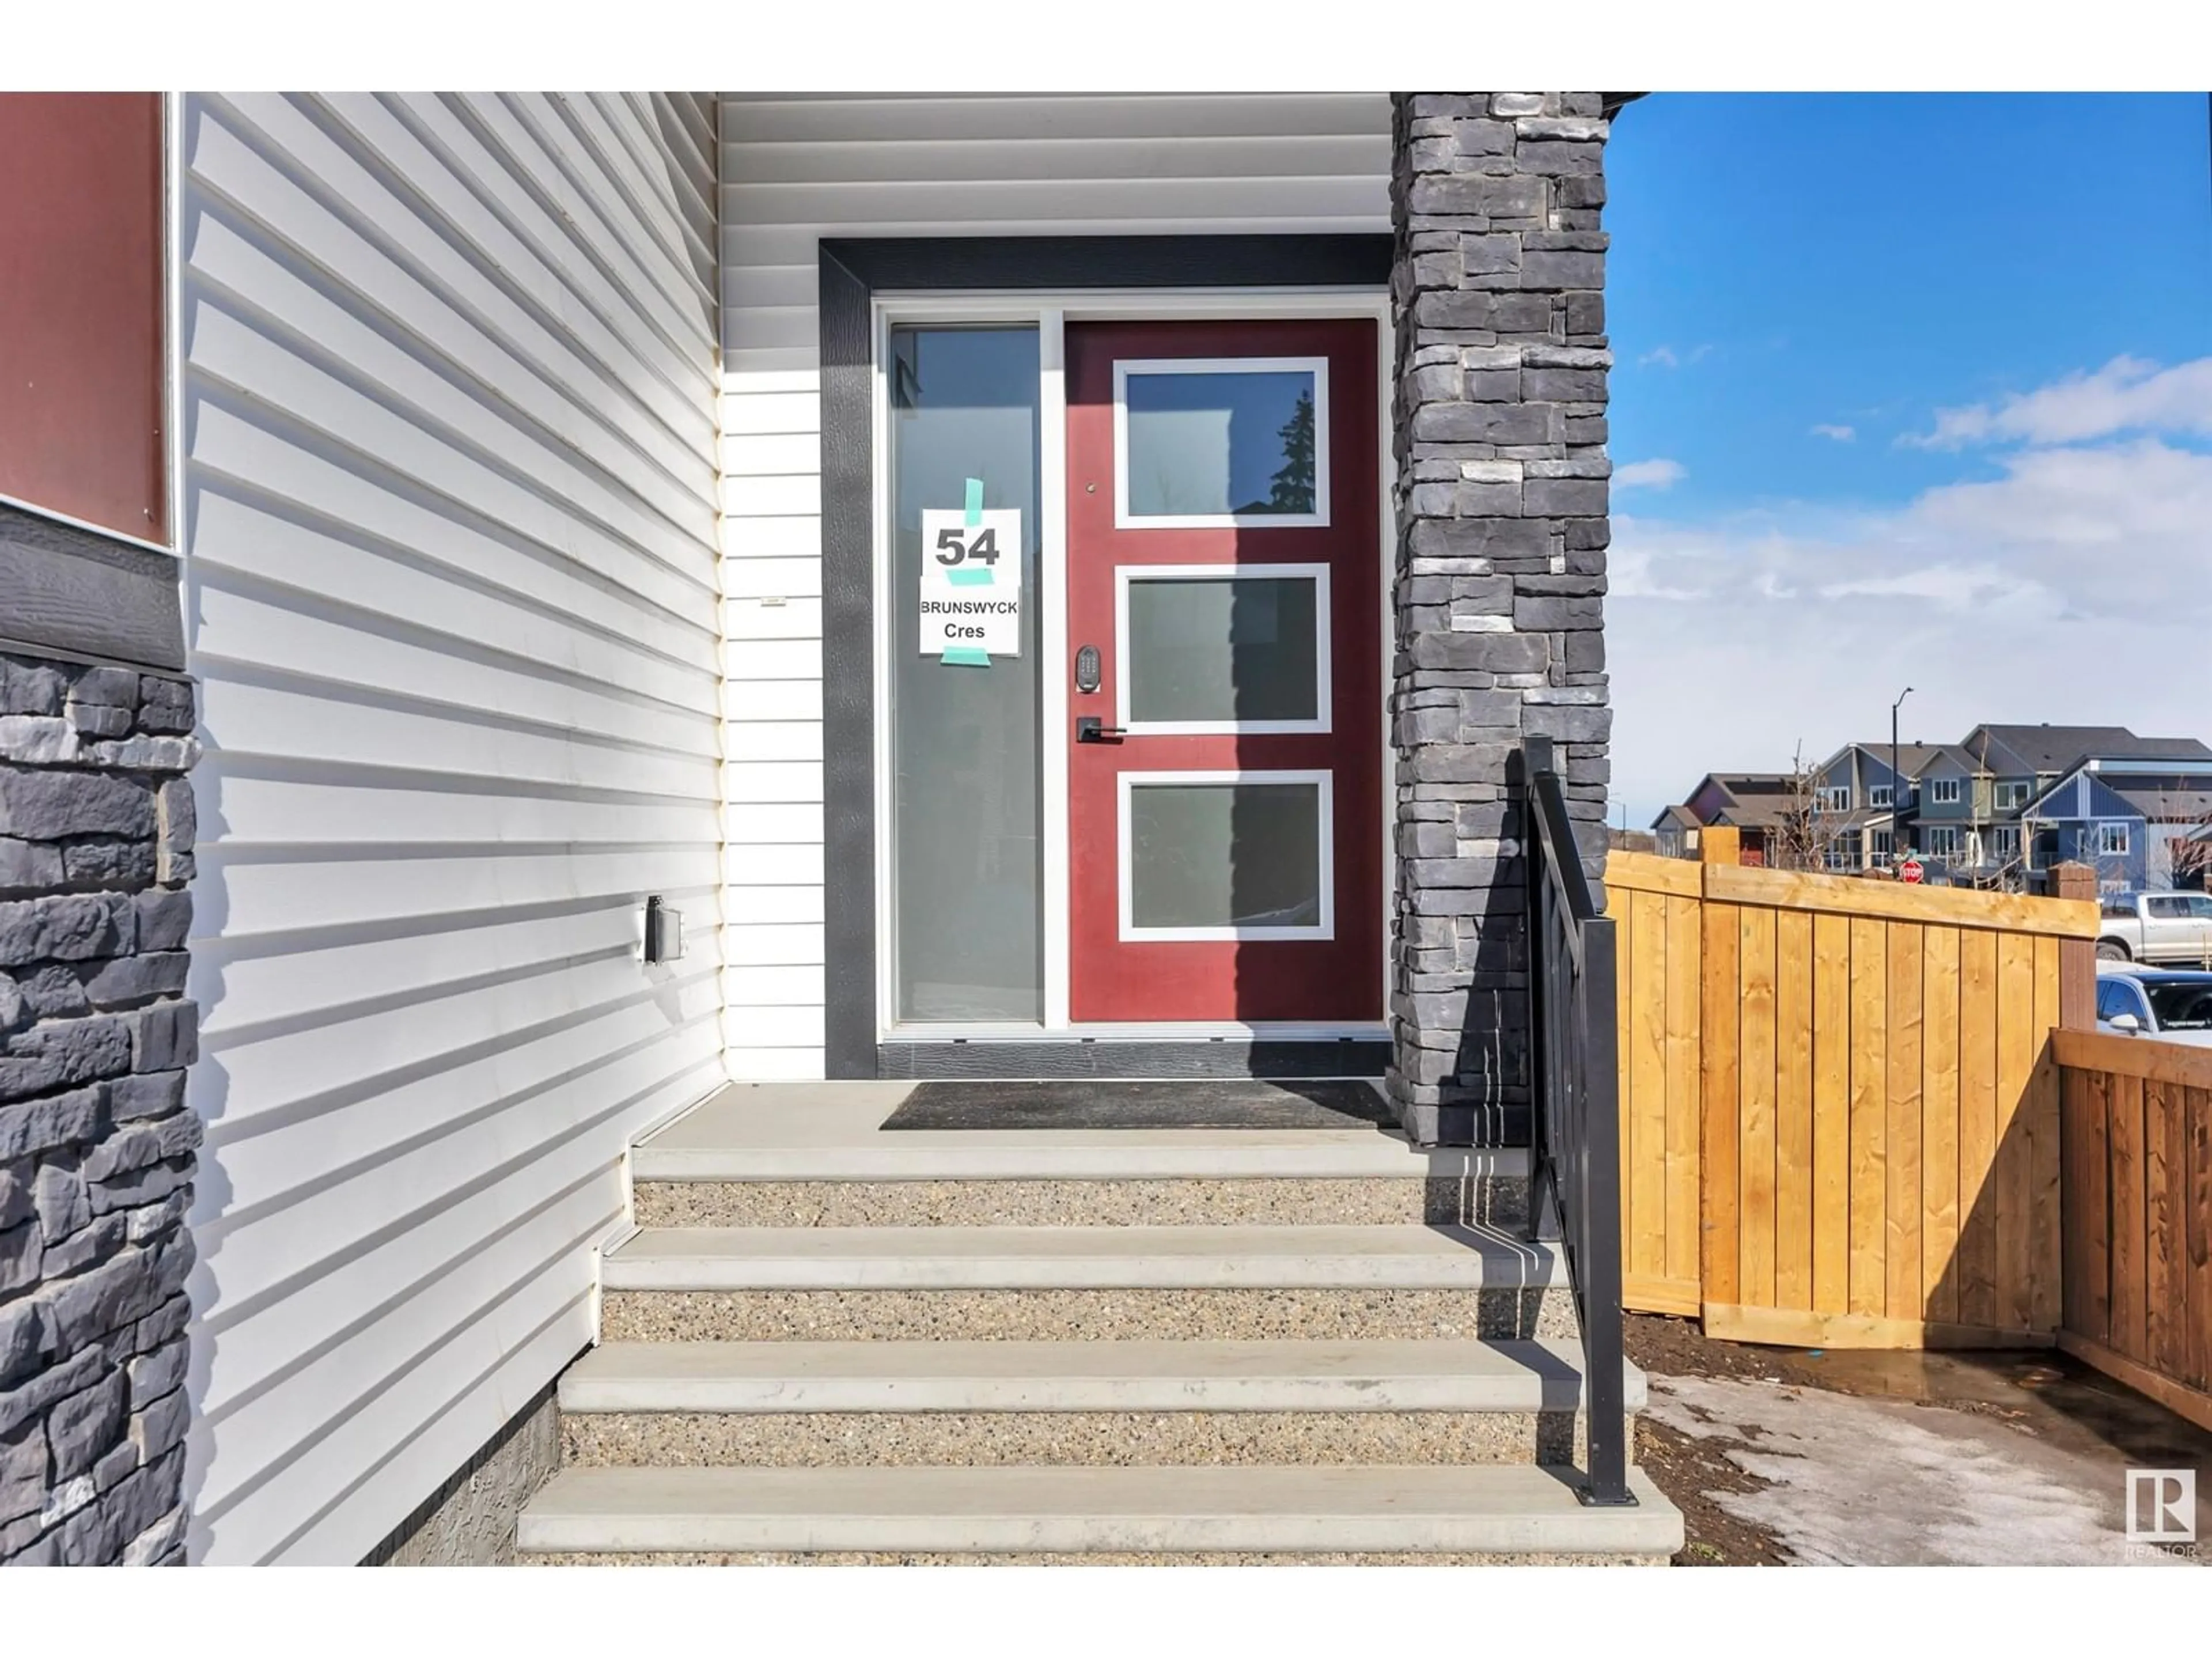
[1112,355,1332,529]
[2098,821,2131,857]
[1868,783,1893,809]
[1994,781,2030,810]
[1930,777,1961,806]
[1118,768,1335,943]
[1113,562,1332,736]
[1925,825,1961,859]
[1868,828,1893,865]
[1817,785,1850,813]
[1985,825,2021,861]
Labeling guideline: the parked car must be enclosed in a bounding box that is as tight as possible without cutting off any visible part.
[2093,890,2212,964]
[2094,965,2212,1046]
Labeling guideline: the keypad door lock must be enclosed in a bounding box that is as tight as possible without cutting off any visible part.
[1074,644,1101,694]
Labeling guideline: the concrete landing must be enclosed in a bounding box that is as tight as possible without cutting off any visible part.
[633,1081,1528,1183]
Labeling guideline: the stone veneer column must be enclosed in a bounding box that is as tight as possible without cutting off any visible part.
[1,654,201,1564]
[1387,93,1615,1146]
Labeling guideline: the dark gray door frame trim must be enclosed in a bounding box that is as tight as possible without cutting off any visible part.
[817,234,1395,1080]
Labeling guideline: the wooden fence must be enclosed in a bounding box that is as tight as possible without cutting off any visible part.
[2055,1031,2212,1434]
[1607,845,2100,1347]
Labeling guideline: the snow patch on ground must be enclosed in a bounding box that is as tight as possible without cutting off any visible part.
[1644,1373,2188,1567]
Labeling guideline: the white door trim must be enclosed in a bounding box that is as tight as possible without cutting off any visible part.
[1110,354,1332,529]
[1117,767,1336,943]
[1112,562,1333,737]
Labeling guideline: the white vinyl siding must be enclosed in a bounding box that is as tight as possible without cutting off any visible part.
[716,93,1391,1075]
[178,91,724,1565]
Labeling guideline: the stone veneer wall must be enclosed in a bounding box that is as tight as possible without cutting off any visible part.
[1,652,200,1565]
[1387,93,1615,1146]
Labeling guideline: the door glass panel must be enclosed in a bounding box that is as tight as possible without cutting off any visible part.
[1127,779,1325,933]
[1120,363,1324,521]
[1125,573,1321,726]
[889,326,1042,1021]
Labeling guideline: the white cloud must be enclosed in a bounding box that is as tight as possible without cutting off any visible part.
[1609,432,2212,824]
[1613,458,1686,490]
[1637,343,1712,370]
[1905,355,2212,449]
[1810,423,1857,442]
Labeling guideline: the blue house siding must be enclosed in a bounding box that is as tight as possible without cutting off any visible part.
[2024,771,2148,888]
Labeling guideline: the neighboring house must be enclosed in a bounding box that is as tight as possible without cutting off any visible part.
[1650,802,1702,859]
[1809,741,1961,870]
[1772,725,2212,885]
[1951,725,2211,882]
[2,92,1649,1566]
[1657,762,1883,870]
[1900,743,1983,876]
[2021,770,2150,889]
[1660,771,1802,865]
[2021,755,2212,892]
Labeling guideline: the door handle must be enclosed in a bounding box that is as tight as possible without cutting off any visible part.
[1075,717,1126,744]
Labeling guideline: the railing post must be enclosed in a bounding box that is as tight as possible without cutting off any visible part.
[1523,734,1554,1233]
[1578,914,1633,1504]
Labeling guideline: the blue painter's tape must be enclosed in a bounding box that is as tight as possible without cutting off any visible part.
[946,566,994,586]
[943,646,990,666]
[963,477,983,526]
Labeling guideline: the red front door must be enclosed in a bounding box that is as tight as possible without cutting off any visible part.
[1065,319,1382,1024]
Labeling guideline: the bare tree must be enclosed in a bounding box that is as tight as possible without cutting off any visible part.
[1770,743,1851,874]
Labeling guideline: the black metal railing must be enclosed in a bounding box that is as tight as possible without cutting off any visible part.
[1521,734,1634,1506]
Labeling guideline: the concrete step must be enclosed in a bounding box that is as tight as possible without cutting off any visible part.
[601,1224,1566,1292]
[631,1174,1527,1230]
[558,1336,1639,1415]
[517,1462,1682,1559]
[599,1225,1576,1344]
[557,1337,1636,1471]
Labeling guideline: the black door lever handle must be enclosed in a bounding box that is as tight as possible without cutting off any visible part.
[1075,717,1127,744]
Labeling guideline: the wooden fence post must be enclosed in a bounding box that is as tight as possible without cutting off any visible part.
[2051,862,2096,1032]
[1700,825,1740,869]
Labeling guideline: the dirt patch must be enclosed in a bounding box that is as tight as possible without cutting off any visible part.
[1634,1407,1789,1566]
[1625,1313,1808,1564]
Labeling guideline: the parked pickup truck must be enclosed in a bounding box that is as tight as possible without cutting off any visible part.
[2094,890,2212,965]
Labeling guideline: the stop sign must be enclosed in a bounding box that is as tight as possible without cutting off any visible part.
[1898,856,1925,885]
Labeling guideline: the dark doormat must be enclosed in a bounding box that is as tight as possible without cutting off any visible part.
[879,1078,1397,1131]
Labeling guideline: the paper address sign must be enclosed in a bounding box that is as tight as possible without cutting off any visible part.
[919,506,1021,666]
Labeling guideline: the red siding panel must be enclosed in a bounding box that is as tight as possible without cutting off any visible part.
[0,93,166,544]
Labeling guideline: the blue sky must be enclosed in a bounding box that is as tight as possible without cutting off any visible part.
[1601,94,2212,824]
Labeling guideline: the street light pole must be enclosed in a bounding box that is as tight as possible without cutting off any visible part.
[1892,685,1914,863]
